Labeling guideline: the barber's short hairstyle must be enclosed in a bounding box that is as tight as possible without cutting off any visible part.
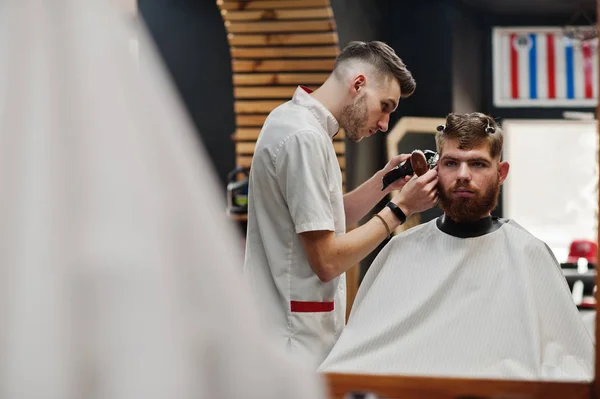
[436,113,504,159]
[334,41,416,98]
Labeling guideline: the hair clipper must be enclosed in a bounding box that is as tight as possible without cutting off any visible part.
[381,150,439,191]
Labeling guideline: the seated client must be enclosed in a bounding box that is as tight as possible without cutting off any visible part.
[318,112,593,381]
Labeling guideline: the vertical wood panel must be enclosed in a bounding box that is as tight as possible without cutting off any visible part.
[218,0,343,173]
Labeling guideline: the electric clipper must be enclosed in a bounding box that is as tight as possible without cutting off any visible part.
[381,150,439,191]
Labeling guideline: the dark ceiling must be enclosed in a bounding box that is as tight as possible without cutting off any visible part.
[459,0,596,17]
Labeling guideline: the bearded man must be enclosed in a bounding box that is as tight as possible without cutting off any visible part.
[243,41,439,368]
[318,112,594,381]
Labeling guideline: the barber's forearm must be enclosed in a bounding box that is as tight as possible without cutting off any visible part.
[320,207,401,281]
[343,170,388,226]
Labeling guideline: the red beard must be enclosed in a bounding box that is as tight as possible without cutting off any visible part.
[438,178,501,223]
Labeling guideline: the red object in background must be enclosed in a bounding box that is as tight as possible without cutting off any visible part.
[567,239,598,264]
[580,296,597,309]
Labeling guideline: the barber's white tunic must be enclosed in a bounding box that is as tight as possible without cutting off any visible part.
[244,86,347,367]
[319,219,594,381]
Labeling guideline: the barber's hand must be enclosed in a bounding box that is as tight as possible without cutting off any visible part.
[391,167,438,216]
[380,154,412,192]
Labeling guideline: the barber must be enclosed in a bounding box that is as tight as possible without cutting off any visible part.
[242,41,438,367]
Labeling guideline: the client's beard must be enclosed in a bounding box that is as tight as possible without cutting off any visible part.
[439,178,501,223]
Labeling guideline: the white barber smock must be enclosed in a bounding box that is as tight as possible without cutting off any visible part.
[244,86,347,367]
[319,219,593,381]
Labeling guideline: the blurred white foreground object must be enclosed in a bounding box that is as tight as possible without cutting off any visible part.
[0,1,325,398]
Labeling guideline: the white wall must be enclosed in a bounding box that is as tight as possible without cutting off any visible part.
[503,119,598,262]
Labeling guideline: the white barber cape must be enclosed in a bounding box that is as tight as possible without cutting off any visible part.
[319,219,594,381]
[0,1,326,398]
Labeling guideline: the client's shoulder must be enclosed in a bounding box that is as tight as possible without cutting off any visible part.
[500,219,556,258]
[502,219,539,240]
[389,219,437,243]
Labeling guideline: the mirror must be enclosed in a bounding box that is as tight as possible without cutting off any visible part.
[216,0,600,394]
[503,119,598,340]
[317,116,596,383]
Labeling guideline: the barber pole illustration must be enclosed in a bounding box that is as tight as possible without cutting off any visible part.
[493,27,598,107]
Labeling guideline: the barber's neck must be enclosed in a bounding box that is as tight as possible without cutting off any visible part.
[437,213,503,238]
[310,78,346,121]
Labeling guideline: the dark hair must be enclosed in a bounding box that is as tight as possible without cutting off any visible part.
[334,41,416,98]
[435,113,503,158]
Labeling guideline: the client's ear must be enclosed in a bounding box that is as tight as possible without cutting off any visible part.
[498,161,510,184]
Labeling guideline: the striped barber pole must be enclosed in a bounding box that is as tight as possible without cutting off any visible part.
[493,27,598,107]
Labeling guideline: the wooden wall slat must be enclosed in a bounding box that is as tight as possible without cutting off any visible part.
[231,45,338,59]
[236,142,257,154]
[222,8,333,21]
[236,114,269,126]
[235,86,316,99]
[236,154,345,169]
[236,141,344,154]
[228,32,338,46]
[233,126,346,140]
[218,0,329,10]
[233,127,263,140]
[235,100,285,113]
[236,155,253,168]
[225,20,335,34]
[233,59,335,72]
[233,73,331,85]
